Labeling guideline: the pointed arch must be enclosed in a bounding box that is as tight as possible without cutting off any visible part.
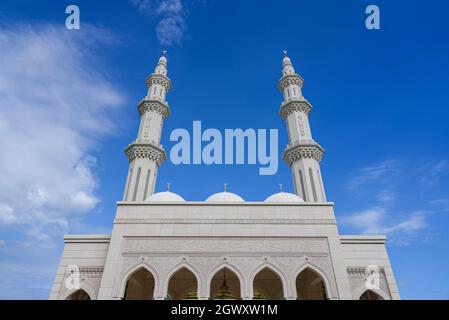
[294,263,331,300]
[61,281,96,300]
[164,263,201,299]
[249,263,287,299]
[65,289,91,300]
[354,285,390,300]
[207,262,245,299]
[119,262,160,300]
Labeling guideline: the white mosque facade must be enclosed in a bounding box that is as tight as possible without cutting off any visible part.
[49,53,400,300]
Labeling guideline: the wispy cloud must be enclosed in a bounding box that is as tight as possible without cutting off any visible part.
[131,0,188,46]
[347,160,400,191]
[419,160,449,186]
[340,159,442,246]
[430,198,449,213]
[341,207,428,242]
[0,24,125,243]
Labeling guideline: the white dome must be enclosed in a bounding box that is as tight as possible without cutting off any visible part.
[145,191,185,202]
[282,56,291,64]
[206,191,245,203]
[264,192,304,203]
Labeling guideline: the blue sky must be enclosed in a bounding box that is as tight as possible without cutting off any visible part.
[0,0,448,299]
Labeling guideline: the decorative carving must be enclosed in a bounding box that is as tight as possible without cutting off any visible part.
[279,100,312,119]
[347,266,385,277]
[64,266,104,275]
[283,142,325,165]
[122,237,329,255]
[145,74,172,91]
[297,114,306,137]
[142,116,151,140]
[278,74,304,91]
[125,143,167,165]
[137,99,170,119]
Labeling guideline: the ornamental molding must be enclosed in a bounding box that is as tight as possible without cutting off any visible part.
[122,237,329,255]
[114,218,337,225]
[279,99,313,119]
[278,74,304,91]
[283,142,325,165]
[125,142,167,165]
[145,73,172,91]
[64,266,104,275]
[137,99,170,119]
[347,266,386,278]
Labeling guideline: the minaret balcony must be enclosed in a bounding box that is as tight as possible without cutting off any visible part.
[137,99,170,119]
[279,99,313,119]
[278,74,304,91]
[145,73,172,91]
[125,142,167,166]
[282,141,325,165]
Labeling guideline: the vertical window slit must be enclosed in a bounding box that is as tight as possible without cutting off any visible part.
[132,167,141,201]
[309,168,318,202]
[124,168,133,201]
[299,170,307,201]
[143,169,151,201]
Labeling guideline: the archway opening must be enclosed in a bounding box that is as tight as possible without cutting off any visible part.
[210,267,241,300]
[66,289,91,300]
[360,290,384,300]
[296,268,328,300]
[167,267,198,299]
[252,268,284,300]
[124,267,155,300]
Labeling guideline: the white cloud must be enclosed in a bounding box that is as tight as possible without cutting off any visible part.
[420,160,449,186]
[0,24,125,239]
[131,0,188,46]
[347,160,400,190]
[130,0,152,12]
[341,207,427,238]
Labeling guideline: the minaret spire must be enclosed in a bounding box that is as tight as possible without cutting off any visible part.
[278,53,326,202]
[122,52,172,201]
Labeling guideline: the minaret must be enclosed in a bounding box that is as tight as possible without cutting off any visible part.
[122,52,171,201]
[279,52,327,202]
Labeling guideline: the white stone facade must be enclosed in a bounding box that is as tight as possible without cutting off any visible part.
[50,203,399,300]
[49,53,400,300]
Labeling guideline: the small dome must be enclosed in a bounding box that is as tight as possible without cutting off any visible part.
[159,55,167,64]
[206,191,245,203]
[282,56,291,65]
[264,192,304,203]
[145,191,185,202]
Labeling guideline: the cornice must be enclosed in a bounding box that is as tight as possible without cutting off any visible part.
[114,218,337,225]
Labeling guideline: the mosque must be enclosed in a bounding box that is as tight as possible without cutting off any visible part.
[49,52,400,300]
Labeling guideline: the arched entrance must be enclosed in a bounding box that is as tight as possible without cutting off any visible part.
[360,290,384,300]
[296,268,328,300]
[252,267,284,299]
[123,267,155,300]
[167,267,198,299]
[66,289,91,300]
[210,267,241,299]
